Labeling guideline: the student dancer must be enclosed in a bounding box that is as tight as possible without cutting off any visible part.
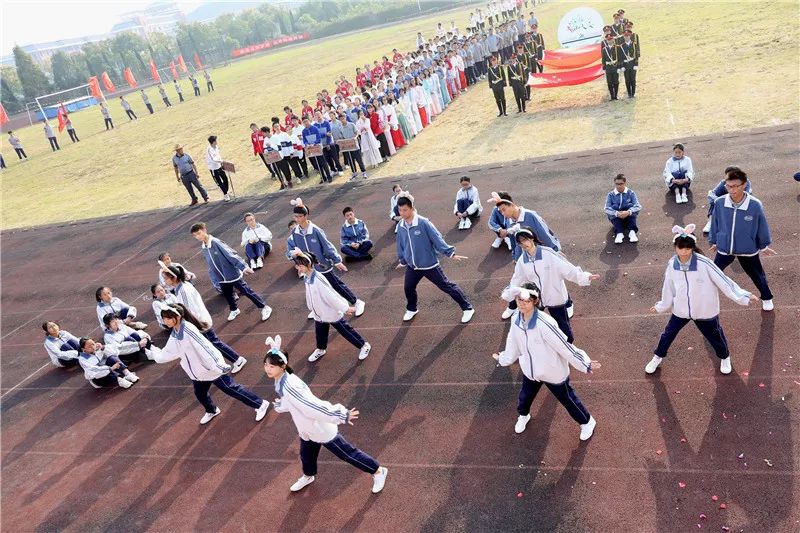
[161,265,248,373]
[42,321,81,368]
[151,284,176,329]
[263,335,388,493]
[152,303,270,425]
[487,203,513,250]
[291,250,372,362]
[493,283,598,439]
[487,191,561,260]
[603,173,641,244]
[647,224,757,375]
[340,207,373,261]
[78,337,138,389]
[240,212,273,270]
[157,251,196,287]
[703,166,752,233]
[95,287,146,330]
[453,176,483,230]
[395,192,475,323]
[663,143,694,204]
[102,314,160,364]
[289,198,366,317]
[190,222,273,322]
[500,227,600,342]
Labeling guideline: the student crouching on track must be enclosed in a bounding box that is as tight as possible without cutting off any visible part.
[263,335,388,494]
[493,283,599,440]
[102,314,160,364]
[453,176,483,230]
[647,224,757,375]
[78,337,139,389]
[152,303,270,425]
[663,143,694,204]
[43,321,81,368]
[95,286,147,330]
[240,212,273,270]
[500,227,600,342]
[340,206,374,261]
[487,203,513,251]
[291,249,372,362]
[604,173,641,244]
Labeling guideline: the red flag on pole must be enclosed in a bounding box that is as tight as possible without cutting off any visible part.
[193,53,203,69]
[149,58,161,82]
[0,103,9,125]
[177,55,188,73]
[101,71,116,92]
[88,76,103,99]
[57,102,68,132]
[123,67,137,88]
[169,61,178,80]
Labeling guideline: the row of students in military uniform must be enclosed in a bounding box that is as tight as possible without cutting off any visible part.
[601,19,641,101]
[486,29,545,115]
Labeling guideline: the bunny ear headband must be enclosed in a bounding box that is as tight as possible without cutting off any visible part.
[289,247,308,260]
[397,191,415,203]
[672,224,697,242]
[265,335,288,364]
[289,197,304,208]
[487,191,512,206]
[507,286,540,301]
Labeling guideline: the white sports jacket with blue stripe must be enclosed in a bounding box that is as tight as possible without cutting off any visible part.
[154,321,231,381]
[274,372,349,443]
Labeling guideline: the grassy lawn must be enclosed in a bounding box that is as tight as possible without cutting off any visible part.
[2,1,798,229]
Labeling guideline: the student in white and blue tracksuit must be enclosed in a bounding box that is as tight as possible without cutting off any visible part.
[190,222,272,322]
[240,212,273,269]
[292,251,371,363]
[646,224,757,375]
[290,199,366,316]
[151,283,177,329]
[102,314,158,364]
[493,283,598,440]
[157,251,196,287]
[95,287,143,329]
[487,205,512,250]
[389,185,403,223]
[340,207,373,260]
[663,143,694,204]
[161,265,248,371]
[703,165,752,232]
[453,176,483,230]
[42,321,81,368]
[604,173,642,243]
[263,336,388,494]
[500,227,600,341]
[708,167,776,310]
[78,337,139,389]
[488,191,560,261]
[153,303,270,425]
[395,193,474,323]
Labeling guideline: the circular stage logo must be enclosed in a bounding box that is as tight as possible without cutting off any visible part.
[558,7,604,48]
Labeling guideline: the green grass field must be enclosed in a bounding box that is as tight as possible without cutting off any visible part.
[2,1,798,229]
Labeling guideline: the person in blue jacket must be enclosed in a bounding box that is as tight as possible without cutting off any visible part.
[703,165,752,233]
[487,205,513,251]
[301,117,332,183]
[314,110,344,176]
[708,167,777,311]
[488,191,560,260]
[340,206,373,261]
[395,192,475,323]
[190,222,273,322]
[603,173,641,244]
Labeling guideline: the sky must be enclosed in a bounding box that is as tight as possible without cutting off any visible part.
[0,0,204,56]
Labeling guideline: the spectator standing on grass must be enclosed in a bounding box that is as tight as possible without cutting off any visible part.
[172,144,209,206]
[332,112,367,180]
[604,173,641,244]
[173,79,184,102]
[99,103,114,130]
[141,89,154,114]
[120,96,137,121]
[205,135,231,202]
[158,84,172,107]
[8,131,27,160]
[43,121,60,150]
[204,70,214,92]
[250,123,277,180]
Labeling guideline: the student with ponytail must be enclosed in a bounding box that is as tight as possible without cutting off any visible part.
[263,336,388,494]
[102,313,160,364]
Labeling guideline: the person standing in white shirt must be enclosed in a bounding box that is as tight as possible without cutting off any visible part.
[206,135,231,201]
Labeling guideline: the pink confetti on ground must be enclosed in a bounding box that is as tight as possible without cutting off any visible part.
[722,413,728,419]
[721,527,730,532]
[700,513,707,520]
[661,417,666,423]
[719,503,727,510]
[680,437,687,443]
[742,371,749,376]
[517,491,524,498]
[678,482,687,488]
[656,449,663,455]
[758,383,766,388]
[711,495,719,501]
[687,346,694,351]
[793,381,800,386]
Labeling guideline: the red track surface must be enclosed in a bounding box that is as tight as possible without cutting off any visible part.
[2,124,798,532]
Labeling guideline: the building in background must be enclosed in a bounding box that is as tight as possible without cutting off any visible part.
[112,1,186,37]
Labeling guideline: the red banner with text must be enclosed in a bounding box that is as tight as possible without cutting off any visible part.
[231,32,311,58]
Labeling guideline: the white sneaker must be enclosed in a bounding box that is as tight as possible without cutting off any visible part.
[372,467,388,493]
[645,355,663,374]
[681,190,688,203]
[702,219,712,233]
[457,218,465,230]
[200,407,221,425]
[124,372,139,383]
[261,306,273,321]
[491,237,503,249]
[250,259,257,269]
[461,308,475,323]
[290,475,315,492]
[223,194,231,202]
[674,188,682,203]
[501,306,515,320]
[338,171,344,176]
[227,309,241,321]
[505,237,512,250]
[231,357,247,374]
[614,233,624,244]
[567,303,574,318]
[117,377,133,389]
[354,299,366,317]
[255,400,270,421]
[403,309,418,321]
[579,416,596,441]
[358,342,372,361]
[720,357,732,375]
[514,414,531,433]
[256,257,264,268]
[145,346,161,361]
[761,299,774,311]
[308,311,315,320]
[628,230,639,243]
[308,349,326,362]
[463,218,472,229]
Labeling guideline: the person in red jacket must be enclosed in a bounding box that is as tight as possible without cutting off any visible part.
[370,61,384,81]
[250,123,277,180]
[381,56,393,73]
[355,68,368,89]
[368,103,390,160]
[283,106,294,128]
[392,49,404,63]
[301,100,314,120]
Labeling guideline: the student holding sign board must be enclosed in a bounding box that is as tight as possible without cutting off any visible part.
[331,113,367,180]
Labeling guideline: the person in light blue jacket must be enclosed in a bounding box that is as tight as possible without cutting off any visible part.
[340,206,373,261]
[487,206,512,250]
[603,173,642,244]
[702,165,752,233]
[708,167,776,311]
[395,192,474,323]
[488,191,560,261]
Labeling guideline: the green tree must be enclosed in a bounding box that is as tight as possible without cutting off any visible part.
[148,31,178,66]
[1,76,22,114]
[12,45,52,99]
[111,32,149,78]
[50,51,89,90]
[296,13,317,29]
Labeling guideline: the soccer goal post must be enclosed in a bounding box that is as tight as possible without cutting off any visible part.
[31,83,100,124]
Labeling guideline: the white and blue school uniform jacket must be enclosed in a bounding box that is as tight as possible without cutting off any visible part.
[201,235,248,285]
[603,187,642,217]
[654,253,752,320]
[707,179,751,206]
[79,347,121,381]
[158,262,195,287]
[152,294,177,329]
[304,269,350,323]
[96,297,137,328]
[153,321,230,381]
[497,309,593,384]
[273,372,349,443]
[389,195,400,220]
[340,219,370,247]
[487,206,510,233]
[172,282,213,330]
[240,223,273,248]
[662,155,694,188]
[708,193,771,256]
[103,323,150,357]
[291,222,342,273]
[507,207,561,260]
[502,247,592,308]
[396,214,455,270]
[44,330,80,367]
[453,185,483,215]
